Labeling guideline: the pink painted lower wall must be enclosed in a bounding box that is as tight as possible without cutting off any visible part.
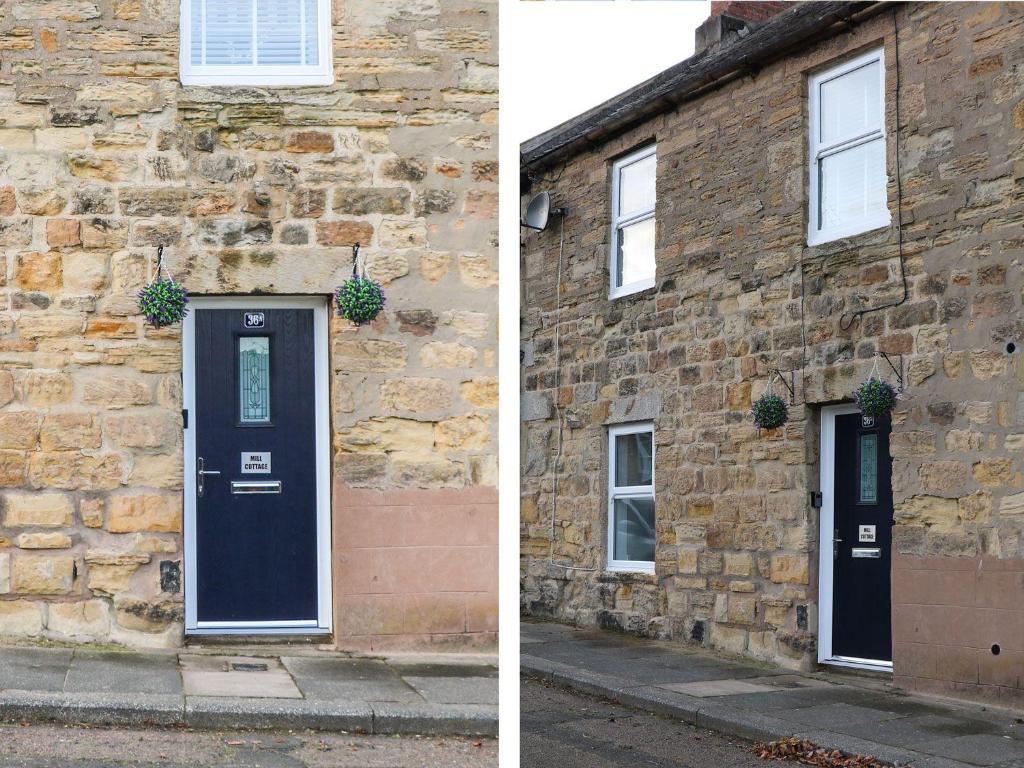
[893,554,1024,706]
[331,486,498,651]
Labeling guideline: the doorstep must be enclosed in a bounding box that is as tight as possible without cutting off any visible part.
[522,620,1024,768]
[0,644,497,736]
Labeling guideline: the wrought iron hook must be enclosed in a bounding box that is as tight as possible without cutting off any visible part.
[768,368,795,405]
[878,350,904,392]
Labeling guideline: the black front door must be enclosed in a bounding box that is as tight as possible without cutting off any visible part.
[831,411,892,662]
[193,307,319,626]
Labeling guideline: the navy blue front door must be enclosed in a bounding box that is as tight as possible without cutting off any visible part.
[832,411,893,662]
[194,307,319,625]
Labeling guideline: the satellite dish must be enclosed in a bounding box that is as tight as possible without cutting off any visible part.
[521,191,551,231]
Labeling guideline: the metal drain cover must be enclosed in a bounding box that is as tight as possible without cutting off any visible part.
[231,662,269,672]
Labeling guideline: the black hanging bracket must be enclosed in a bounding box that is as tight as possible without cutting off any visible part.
[879,350,904,392]
[769,368,795,405]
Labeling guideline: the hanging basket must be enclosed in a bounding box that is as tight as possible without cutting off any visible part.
[137,246,188,328]
[854,376,898,418]
[752,392,789,431]
[335,243,385,325]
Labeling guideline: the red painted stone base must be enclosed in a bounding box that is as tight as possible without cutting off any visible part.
[332,486,497,651]
[893,553,1024,706]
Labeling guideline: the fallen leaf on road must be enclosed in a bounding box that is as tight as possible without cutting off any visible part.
[754,737,889,768]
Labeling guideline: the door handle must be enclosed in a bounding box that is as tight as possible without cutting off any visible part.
[197,456,221,497]
[833,528,842,561]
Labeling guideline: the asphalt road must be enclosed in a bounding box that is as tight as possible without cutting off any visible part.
[0,723,497,768]
[522,676,768,768]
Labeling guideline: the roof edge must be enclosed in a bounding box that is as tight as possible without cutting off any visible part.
[521,1,884,173]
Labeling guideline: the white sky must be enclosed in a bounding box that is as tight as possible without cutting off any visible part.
[511,1,712,141]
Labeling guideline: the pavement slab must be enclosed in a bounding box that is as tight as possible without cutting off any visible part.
[65,650,181,695]
[770,701,905,728]
[404,676,499,705]
[180,655,301,699]
[282,657,422,703]
[522,620,1024,768]
[0,648,72,692]
[829,713,1010,750]
[920,735,1024,767]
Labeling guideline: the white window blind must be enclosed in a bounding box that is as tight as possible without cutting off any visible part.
[181,0,331,86]
[808,48,890,245]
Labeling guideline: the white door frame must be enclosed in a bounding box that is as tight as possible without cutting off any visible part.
[817,403,893,672]
[182,296,333,635]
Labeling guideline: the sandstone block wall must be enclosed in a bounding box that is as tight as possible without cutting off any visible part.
[0,0,497,649]
[521,2,1024,702]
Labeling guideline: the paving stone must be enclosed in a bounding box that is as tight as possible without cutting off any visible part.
[772,701,906,729]
[64,650,181,695]
[532,642,766,684]
[919,735,1024,766]
[403,676,498,706]
[0,648,72,692]
[720,685,882,713]
[831,713,1009,751]
[390,663,497,679]
[179,656,300,699]
[744,674,836,689]
[282,657,421,703]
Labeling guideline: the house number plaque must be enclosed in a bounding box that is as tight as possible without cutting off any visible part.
[241,452,271,473]
[244,312,265,329]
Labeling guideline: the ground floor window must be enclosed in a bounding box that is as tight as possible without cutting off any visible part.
[607,423,655,573]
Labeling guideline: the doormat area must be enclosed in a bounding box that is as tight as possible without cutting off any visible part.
[755,738,890,768]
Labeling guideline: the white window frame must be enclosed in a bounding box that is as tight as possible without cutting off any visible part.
[609,145,657,299]
[607,422,656,574]
[807,47,890,246]
[179,0,334,86]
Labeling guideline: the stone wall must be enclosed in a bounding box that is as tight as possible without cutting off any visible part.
[521,1,1024,702]
[0,0,497,648]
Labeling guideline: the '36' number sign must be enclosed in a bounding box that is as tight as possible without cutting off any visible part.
[243,312,265,329]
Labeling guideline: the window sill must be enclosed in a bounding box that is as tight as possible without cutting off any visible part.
[806,215,891,248]
[180,72,335,87]
[609,278,656,300]
[606,562,656,576]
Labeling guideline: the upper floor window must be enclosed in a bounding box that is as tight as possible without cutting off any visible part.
[607,423,655,573]
[610,145,656,298]
[180,0,333,86]
[808,48,890,245]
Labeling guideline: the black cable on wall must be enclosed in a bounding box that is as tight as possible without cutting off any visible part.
[838,4,908,331]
